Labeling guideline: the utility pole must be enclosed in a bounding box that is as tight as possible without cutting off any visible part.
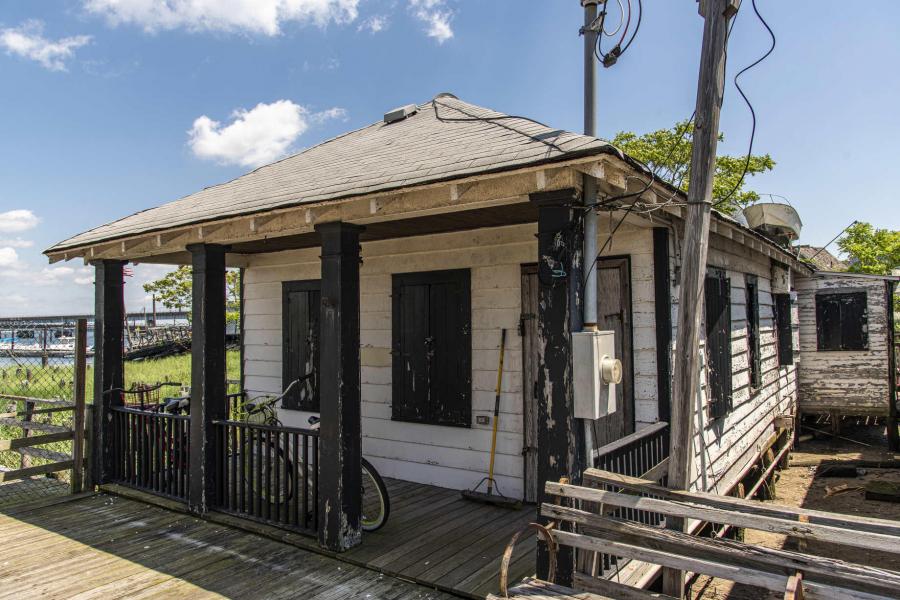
[664,0,739,597]
[582,0,600,334]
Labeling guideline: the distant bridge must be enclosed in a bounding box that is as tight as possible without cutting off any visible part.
[0,311,190,329]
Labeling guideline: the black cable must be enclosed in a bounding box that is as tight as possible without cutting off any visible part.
[713,0,775,210]
[582,202,637,291]
[621,0,641,53]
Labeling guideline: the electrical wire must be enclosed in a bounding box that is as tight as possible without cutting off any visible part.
[713,0,776,210]
[603,0,625,36]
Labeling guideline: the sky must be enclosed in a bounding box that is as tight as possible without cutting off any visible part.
[0,0,898,317]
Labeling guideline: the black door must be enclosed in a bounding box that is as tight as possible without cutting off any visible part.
[282,280,320,411]
[392,269,471,427]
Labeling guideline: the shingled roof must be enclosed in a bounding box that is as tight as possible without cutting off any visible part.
[46,94,618,253]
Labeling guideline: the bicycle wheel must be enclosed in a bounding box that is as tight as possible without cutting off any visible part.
[241,434,293,507]
[360,458,390,531]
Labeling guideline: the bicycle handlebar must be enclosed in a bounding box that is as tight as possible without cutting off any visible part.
[243,372,314,413]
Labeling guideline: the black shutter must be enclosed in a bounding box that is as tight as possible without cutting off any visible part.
[282,281,320,411]
[392,269,471,427]
[705,270,733,418]
[746,276,761,389]
[392,280,429,422]
[816,291,868,351]
[774,293,794,364]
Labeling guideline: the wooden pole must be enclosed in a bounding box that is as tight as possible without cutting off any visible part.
[71,318,87,493]
[530,188,585,586]
[188,244,227,514]
[315,222,364,552]
[92,260,125,486]
[665,0,738,596]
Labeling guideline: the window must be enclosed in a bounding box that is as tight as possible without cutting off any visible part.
[774,293,794,365]
[815,291,868,351]
[282,280,320,411]
[746,275,761,389]
[705,269,733,418]
[392,269,471,427]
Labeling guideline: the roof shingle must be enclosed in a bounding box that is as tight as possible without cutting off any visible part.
[47,95,615,253]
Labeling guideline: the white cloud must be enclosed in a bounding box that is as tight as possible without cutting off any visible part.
[0,210,39,233]
[0,247,19,267]
[84,0,360,36]
[188,100,347,168]
[0,238,34,248]
[409,0,453,43]
[358,15,388,33]
[0,20,91,72]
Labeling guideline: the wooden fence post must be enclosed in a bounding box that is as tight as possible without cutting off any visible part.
[71,318,88,494]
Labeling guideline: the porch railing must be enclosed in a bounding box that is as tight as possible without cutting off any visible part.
[581,421,670,580]
[212,420,319,536]
[110,405,190,501]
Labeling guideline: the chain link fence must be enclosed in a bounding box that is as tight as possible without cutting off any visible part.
[0,324,86,508]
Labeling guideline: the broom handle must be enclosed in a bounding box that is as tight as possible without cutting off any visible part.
[487,328,507,494]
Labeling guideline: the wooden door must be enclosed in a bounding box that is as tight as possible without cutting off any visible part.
[591,257,635,448]
[521,265,539,503]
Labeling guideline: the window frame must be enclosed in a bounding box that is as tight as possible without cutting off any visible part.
[391,268,472,428]
[815,291,869,352]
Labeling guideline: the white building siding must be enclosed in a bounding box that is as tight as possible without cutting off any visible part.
[796,275,892,416]
[242,220,656,499]
[672,233,799,493]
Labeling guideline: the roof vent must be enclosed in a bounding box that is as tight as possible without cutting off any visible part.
[434,92,458,100]
[384,104,418,124]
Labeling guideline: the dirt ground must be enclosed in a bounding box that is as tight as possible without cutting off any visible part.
[689,422,900,600]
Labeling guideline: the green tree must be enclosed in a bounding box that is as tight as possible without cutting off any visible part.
[143,266,241,322]
[837,221,900,275]
[838,221,900,329]
[612,119,775,215]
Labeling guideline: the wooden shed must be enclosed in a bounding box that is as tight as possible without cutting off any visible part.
[795,270,899,448]
[44,94,812,583]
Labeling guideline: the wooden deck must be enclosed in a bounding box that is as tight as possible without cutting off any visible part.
[0,479,536,599]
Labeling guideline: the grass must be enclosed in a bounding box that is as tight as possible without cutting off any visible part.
[0,350,240,473]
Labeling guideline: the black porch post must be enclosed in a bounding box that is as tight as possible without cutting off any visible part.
[315,222,363,552]
[530,189,585,586]
[653,227,673,423]
[188,243,227,513]
[92,259,125,487]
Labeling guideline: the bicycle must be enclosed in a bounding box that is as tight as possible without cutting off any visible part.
[103,382,189,492]
[237,376,391,531]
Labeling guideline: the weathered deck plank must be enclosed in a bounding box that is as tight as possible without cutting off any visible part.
[0,494,461,600]
[0,478,536,599]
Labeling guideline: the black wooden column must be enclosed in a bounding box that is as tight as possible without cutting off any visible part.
[653,227,673,423]
[92,260,125,487]
[531,188,585,586]
[188,244,227,514]
[315,222,364,552]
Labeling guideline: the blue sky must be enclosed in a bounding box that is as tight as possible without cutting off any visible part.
[0,1,898,316]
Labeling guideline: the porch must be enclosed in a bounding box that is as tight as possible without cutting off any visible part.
[6,476,536,599]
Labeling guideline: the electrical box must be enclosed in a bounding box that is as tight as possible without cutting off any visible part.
[573,330,622,420]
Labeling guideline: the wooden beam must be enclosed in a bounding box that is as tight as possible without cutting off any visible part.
[92,260,125,486]
[71,318,87,494]
[583,469,900,537]
[0,431,74,450]
[545,506,900,599]
[666,2,734,596]
[653,228,673,422]
[188,243,227,514]
[315,222,363,552]
[544,482,898,553]
[529,188,585,586]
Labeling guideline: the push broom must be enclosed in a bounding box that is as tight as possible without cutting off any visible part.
[461,328,522,509]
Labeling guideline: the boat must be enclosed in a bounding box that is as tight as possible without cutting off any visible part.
[743,201,803,247]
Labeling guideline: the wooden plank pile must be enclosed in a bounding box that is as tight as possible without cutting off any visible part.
[489,468,900,600]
